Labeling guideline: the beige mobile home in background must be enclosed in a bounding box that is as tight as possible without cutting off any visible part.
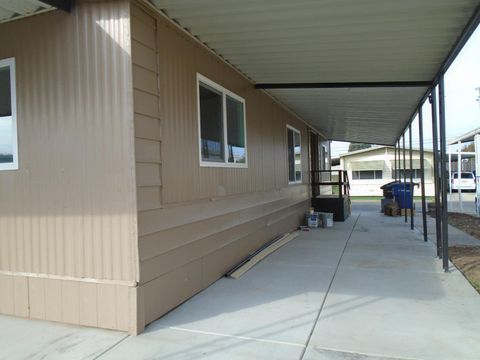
[337,146,435,196]
[0,0,330,334]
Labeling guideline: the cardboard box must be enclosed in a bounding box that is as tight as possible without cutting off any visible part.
[400,208,415,216]
[384,202,399,216]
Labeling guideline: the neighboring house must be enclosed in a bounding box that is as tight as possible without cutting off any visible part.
[338,146,435,197]
[0,1,329,334]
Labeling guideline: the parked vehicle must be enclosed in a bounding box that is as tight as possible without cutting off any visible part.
[451,172,476,191]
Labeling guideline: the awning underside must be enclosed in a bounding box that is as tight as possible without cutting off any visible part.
[0,1,53,23]
[268,87,428,145]
[151,0,480,145]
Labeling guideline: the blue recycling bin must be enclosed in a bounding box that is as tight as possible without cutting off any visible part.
[392,182,415,209]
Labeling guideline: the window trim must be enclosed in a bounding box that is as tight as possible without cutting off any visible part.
[395,169,422,180]
[196,73,248,168]
[352,170,383,180]
[0,57,18,171]
[286,124,302,184]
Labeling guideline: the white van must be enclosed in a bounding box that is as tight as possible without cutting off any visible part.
[451,172,476,191]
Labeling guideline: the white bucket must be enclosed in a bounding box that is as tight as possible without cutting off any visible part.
[307,214,319,228]
[318,212,334,228]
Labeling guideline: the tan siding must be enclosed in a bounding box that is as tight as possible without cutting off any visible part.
[25,276,131,331]
[131,2,313,330]
[0,1,137,283]
[131,3,162,219]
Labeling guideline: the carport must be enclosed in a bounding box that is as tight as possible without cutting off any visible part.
[147,0,480,270]
[0,0,477,273]
[1,0,480,340]
[448,127,480,215]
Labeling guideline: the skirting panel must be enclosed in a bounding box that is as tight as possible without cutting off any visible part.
[0,273,137,333]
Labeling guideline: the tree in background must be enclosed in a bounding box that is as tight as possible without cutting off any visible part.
[348,143,372,152]
[462,142,475,152]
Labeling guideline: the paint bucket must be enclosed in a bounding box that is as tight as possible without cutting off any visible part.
[307,213,319,228]
[319,212,334,228]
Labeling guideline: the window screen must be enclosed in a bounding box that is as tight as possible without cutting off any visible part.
[199,83,224,162]
[395,169,421,179]
[353,170,383,180]
[0,58,17,170]
[226,95,246,164]
[287,127,302,183]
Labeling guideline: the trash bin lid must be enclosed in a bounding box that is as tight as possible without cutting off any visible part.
[380,180,400,190]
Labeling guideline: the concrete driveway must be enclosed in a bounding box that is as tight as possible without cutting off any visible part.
[446,192,477,214]
[1,205,480,360]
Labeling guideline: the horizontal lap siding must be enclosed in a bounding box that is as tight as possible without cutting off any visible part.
[131,4,162,213]
[131,2,311,329]
[0,1,137,282]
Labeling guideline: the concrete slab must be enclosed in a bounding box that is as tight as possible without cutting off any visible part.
[306,206,480,360]
[308,291,480,360]
[303,347,412,360]
[0,314,125,360]
[340,251,444,273]
[101,326,304,360]
[152,254,338,344]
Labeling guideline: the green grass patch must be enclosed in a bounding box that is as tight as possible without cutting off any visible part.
[351,196,434,201]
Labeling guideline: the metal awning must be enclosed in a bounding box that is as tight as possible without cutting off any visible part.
[150,0,480,145]
[0,1,72,23]
[448,127,480,144]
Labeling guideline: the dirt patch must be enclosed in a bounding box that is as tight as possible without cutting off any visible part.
[427,210,480,293]
[447,213,480,240]
[449,246,480,293]
[428,210,480,241]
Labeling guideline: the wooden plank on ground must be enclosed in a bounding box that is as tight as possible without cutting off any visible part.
[227,232,299,279]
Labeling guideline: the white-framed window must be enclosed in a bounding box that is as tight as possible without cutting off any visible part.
[321,144,327,170]
[0,57,18,171]
[287,125,302,184]
[394,169,421,179]
[352,170,383,180]
[197,74,247,167]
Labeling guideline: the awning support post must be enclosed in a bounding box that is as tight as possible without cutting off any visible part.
[475,134,480,216]
[457,140,463,211]
[409,124,414,230]
[403,133,407,223]
[397,138,402,182]
[418,107,428,241]
[394,141,397,181]
[439,76,449,272]
[448,153,452,198]
[430,90,442,257]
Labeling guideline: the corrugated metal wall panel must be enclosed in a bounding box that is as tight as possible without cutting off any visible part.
[0,1,138,282]
[153,14,310,204]
[131,3,313,329]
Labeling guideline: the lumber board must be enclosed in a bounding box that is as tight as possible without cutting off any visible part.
[227,232,299,279]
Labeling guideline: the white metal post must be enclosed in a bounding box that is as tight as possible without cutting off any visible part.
[448,152,452,198]
[457,140,463,211]
[475,134,480,216]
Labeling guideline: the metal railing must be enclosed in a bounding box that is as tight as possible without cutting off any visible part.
[311,170,350,198]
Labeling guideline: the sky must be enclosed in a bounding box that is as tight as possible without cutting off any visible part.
[331,24,480,157]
